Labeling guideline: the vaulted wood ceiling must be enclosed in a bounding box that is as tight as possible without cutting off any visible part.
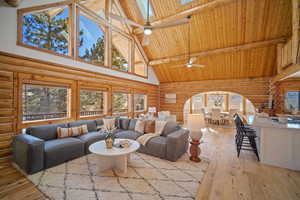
[120,0,292,82]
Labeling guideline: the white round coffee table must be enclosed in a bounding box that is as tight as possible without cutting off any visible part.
[89,139,140,174]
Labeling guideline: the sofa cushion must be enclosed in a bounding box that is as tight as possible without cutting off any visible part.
[115,130,142,140]
[128,119,138,130]
[104,116,120,129]
[138,136,167,159]
[26,123,68,141]
[161,122,179,137]
[69,120,97,132]
[77,131,107,153]
[119,118,130,130]
[44,138,84,168]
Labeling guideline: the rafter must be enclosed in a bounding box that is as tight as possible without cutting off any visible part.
[133,0,236,34]
[149,38,286,66]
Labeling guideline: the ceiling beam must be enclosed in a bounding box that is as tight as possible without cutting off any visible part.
[272,63,300,83]
[149,38,287,66]
[133,0,237,34]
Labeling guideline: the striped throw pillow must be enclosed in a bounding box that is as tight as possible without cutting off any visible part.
[57,127,72,138]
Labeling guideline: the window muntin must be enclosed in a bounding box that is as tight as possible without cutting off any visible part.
[22,84,70,122]
[22,6,70,56]
[136,0,154,19]
[285,91,300,111]
[180,0,196,5]
[134,94,147,112]
[134,45,147,76]
[78,10,105,65]
[112,32,130,71]
[112,92,129,113]
[80,89,106,117]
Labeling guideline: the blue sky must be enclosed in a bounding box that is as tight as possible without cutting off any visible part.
[79,14,105,57]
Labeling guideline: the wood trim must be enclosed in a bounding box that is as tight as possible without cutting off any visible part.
[0,51,156,86]
[150,38,287,65]
[17,1,73,14]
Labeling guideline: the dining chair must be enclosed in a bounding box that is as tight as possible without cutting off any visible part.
[211,108,221,125]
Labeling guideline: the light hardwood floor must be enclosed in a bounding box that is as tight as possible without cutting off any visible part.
[1,127,300,200]
[196,126,300,200]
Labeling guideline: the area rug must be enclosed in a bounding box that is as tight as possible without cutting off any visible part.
[27,152,209,200]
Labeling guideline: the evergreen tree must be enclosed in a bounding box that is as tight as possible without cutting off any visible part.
[23,9,69,55]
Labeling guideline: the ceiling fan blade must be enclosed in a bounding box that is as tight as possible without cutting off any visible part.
[142,34,150,46]
[109,13,144,28]
[192,64,205,68]
[152,17,189,30]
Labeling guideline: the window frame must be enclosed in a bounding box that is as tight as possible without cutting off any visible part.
[135,0,155,20]
[17,1,73,59]
[21,81,72,124]
[284,90,300,112]
[76,7,108,68]
[79,87,108,118]
[112,91,131,115]
[17,1,149,78]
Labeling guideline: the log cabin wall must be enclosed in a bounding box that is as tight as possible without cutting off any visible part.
[159,78,271,122]
[271,78,300,114]
[0,51,159,161]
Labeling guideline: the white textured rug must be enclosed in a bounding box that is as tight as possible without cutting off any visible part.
[27,152,209,200]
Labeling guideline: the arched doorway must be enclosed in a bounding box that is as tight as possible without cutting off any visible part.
[183,91,256,123]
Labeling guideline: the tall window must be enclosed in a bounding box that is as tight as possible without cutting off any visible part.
[192,94,204,114]
[80,89,106,117]
[229,94,243,112]
[285,91,300,111]
[22,84,69,122]
[78,10,105,65]
[136,0,154,19]
[134,94,147,112]
[112,92,129,113]
[21,6,70,56]
[112,32,130,71]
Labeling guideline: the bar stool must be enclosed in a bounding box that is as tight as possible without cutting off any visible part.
[234,114,260,161]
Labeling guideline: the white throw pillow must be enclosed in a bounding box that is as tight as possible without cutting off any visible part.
[103,118,116,131]
[135,120,145,134]
[155,120,167,135]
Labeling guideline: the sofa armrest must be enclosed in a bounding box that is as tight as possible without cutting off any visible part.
[166,128,189,161]
[12,134,45,174]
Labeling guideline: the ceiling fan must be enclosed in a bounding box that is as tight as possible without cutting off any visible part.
[109,0,190,46]
[173,15,204,69]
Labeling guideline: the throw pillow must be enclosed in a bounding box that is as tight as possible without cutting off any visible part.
[135,120,146,134]
[57,127,71,138]
[155,120,167,135]
[81,124,89,134]
[144,120,155,133]
[71,127,82,137]
[103,118,116,131]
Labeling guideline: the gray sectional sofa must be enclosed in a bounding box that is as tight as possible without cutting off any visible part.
[12,118,189,174]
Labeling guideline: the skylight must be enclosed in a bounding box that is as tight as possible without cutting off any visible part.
[136,0,154,19]
[180,0,196,5]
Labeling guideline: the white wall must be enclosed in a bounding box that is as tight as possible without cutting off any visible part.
[0,0,159,85]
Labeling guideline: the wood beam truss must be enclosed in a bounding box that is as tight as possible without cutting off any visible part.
[149,38,286,66]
